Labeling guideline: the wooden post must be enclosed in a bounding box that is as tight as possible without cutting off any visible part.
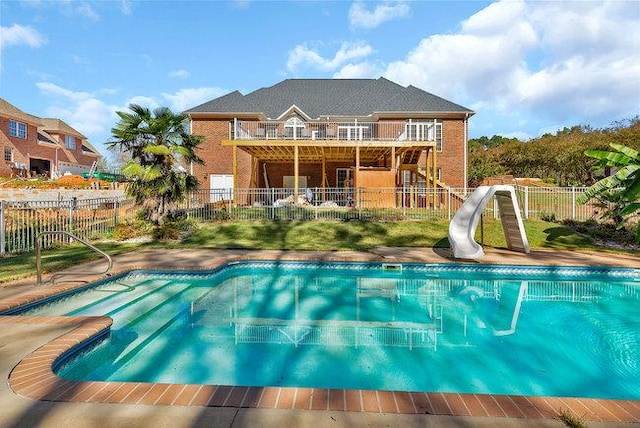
[391,146,396,185]
[294,144,299,200]
[321,148,327,199]
[232,145,238,206]
[355,146,360,207]
[432,145,438,207]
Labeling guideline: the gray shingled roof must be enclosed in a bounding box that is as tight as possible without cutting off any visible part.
[185,78,473,118]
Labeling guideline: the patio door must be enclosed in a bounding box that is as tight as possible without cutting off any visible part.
[336,168,353,188]
[210,174,234,203]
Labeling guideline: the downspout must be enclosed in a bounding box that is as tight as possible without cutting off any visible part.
[463,113,469,193]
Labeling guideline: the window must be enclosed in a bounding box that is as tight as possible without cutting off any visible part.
[405,119,443,151]
[65,135,76,150]
[284,116,306,139]
[4,147,13,162]
[8,120,27,139]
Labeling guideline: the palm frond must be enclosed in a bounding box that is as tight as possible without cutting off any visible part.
[143,145,172,155]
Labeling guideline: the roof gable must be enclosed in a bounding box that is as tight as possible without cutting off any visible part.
[41,118,87,139]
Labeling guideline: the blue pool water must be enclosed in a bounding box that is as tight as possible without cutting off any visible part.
[10,261,640,399]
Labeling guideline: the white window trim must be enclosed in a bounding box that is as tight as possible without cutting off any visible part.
[9,120,27,139]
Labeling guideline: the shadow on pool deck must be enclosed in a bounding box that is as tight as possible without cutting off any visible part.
[0,248,638,428]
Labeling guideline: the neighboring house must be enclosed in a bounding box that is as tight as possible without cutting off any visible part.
[185,78,474,205]
[0,98,101,179]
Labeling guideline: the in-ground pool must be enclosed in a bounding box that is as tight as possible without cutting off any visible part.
[9,261,640,400]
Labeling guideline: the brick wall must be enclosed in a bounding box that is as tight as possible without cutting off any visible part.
[191,117,469,189]
[0,118,38,177]
[191,119,251,190]
[0,117,97,178]
[439,119,467,187]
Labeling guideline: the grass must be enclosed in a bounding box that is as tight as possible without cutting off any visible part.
[557,408,588,428]
[0,218,628,284]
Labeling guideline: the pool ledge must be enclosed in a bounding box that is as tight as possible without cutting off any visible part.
[2,313,639,423]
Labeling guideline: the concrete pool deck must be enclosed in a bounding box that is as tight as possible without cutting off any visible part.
[0,247,638,428]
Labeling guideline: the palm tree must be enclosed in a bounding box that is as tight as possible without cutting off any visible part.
[108,104,204,225]
[577,143,640,240]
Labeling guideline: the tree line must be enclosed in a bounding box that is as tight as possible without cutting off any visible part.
[468,117,640,187]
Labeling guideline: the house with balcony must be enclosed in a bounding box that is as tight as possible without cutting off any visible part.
[0,98,101,179]
[185,78,474,207]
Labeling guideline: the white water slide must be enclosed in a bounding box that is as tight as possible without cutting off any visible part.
[448,185,530,259]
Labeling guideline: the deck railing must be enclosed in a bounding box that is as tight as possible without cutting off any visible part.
[0,186,605,255]
[232,119,442,142]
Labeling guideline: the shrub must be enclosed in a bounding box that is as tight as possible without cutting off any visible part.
[152,217,198,241]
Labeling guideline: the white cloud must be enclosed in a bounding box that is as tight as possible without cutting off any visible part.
[161,87,228,112]
[333,62,382,79]
[349,1,410,29]
[124,96,159,111]
[381,0,640,128]
[287,41,374,73]
[36,82,117,147]
[120,0,132,15]
[0,24,47,49]
[168,69,190,79]
[76,3,99,21]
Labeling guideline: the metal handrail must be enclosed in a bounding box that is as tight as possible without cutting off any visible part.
[36,231,113,286]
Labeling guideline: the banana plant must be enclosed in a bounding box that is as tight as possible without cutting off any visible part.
[577,143,640,241]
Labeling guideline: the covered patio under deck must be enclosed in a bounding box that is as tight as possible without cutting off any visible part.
[221,138,438,208]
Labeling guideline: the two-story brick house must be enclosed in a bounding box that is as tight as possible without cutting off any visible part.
[185,78,473,205]
[0,98,101,179]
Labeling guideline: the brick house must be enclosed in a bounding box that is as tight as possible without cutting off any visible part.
[185,78,474,205]
[0,98,101,179]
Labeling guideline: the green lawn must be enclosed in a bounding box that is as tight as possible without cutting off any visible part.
[0,219,614,284]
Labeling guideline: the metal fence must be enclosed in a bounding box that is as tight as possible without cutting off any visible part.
[0,197,136,255]
[181,186,601,223]
[1,186,603,256]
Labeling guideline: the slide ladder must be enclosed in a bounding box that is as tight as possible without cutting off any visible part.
[448,185,529,259]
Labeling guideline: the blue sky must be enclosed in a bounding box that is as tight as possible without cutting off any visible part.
[1,0,639,159]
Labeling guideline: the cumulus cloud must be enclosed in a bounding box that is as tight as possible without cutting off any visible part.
[287,41,374,73]
[333,62,383,79]
[36,82,117,150]
[161,87,228,112]
[0,24,47,50]
[382,0,640,127]
[349,1,410,29]
[168,69,190,79]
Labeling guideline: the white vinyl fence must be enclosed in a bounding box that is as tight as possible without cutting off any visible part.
[1,186,602,255]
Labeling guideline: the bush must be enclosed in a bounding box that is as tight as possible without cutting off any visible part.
[113,220,153,241]
[152,217,198,241]
[540,212,557,222]
[562,219,637,246]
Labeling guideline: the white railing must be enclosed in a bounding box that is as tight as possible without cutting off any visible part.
[232,119,442,142]
[0,186,605,255]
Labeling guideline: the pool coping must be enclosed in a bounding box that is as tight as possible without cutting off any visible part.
[2,252,640,423]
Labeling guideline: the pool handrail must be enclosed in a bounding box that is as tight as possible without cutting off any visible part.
[36,230,113,286]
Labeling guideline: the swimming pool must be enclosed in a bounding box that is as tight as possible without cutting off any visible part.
[9,261,640,400]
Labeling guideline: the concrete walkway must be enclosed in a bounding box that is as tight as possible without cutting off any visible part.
[0,247,638,428]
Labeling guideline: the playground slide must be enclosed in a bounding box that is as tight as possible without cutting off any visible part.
[448,185,529,259]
